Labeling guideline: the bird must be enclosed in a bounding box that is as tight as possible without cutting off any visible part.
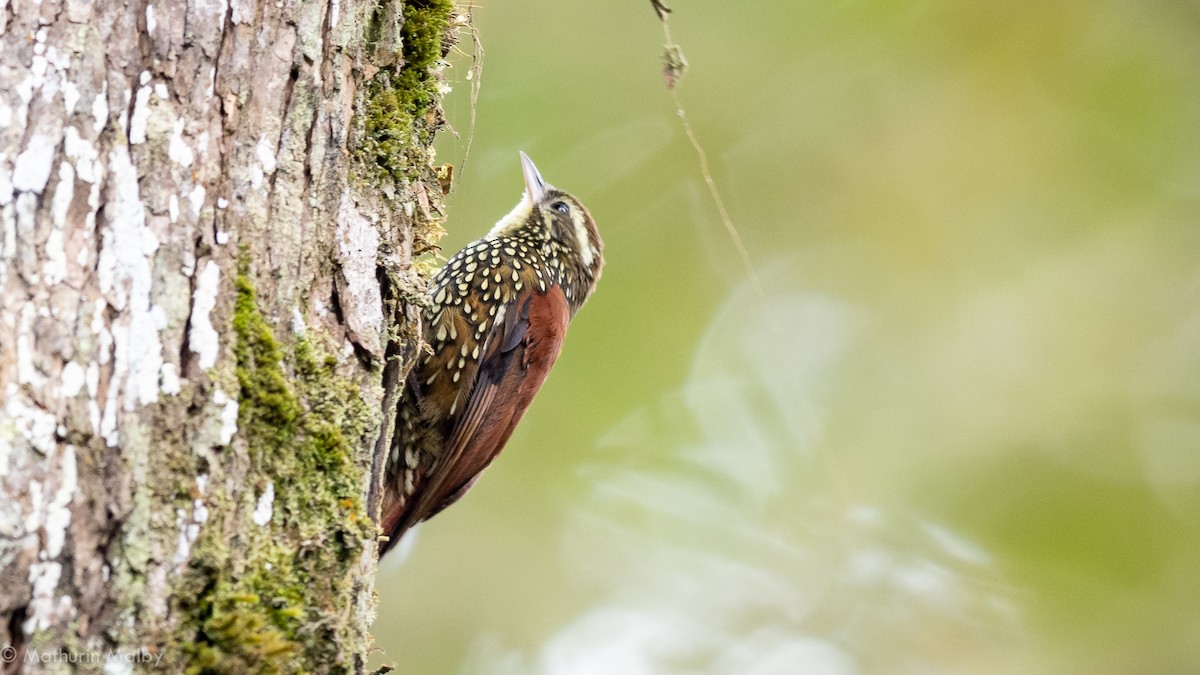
[379,152,604,556]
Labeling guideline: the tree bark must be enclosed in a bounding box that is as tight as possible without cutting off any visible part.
[0,0,452,671]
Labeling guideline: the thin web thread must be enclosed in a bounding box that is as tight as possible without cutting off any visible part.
[658,15,764,302]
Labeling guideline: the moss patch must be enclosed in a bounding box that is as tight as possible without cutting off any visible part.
[356,0,455,187]
[174,271,377,674]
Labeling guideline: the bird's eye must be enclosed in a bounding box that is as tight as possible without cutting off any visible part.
[551,201,569,214]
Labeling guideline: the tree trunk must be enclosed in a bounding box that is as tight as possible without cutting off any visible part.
[0,0,452,671]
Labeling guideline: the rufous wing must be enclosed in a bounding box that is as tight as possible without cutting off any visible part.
[387,284,571,543]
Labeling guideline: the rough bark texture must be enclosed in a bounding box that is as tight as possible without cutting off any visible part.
[0,0,453,671]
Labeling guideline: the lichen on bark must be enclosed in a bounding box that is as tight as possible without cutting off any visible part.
[0,0,457,670]
[165,0,459,671]
[168,269,377,673]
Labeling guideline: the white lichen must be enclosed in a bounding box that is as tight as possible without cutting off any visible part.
[291,307,306,334]
[64,125,101,184]
[256,134,277,174]
[249,164,264,189]
[4,394,57,455]
[96,147,165,445]
[167,118,194,167]
[188,260,221,369]
[62,80,80,116]
[160,362,181,395]
[193,497,208,525]
[189,184,206,218]
[172,508,192,567]
[44,161,73,285]
[12,132,58,193]
[212,388,238,445]
[29,54,48,89]
[128,84,152,144]
[24,561,65,633]
[251,482,275,526]
[39,445,77,558]
[92,81,109,133]
[60,361,85,398]
[15,72,34,107]
[249,135,277,188]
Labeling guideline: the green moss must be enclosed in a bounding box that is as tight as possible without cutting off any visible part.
[396,0,454,113]
[174,270,377,674]
[357,0,455,187]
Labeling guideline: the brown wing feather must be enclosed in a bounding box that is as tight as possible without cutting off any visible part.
[386,284,570,543]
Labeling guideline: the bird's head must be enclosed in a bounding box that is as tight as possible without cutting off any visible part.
[489,152,604,308]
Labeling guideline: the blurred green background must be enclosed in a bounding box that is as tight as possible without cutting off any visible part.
[373,1,1200,673]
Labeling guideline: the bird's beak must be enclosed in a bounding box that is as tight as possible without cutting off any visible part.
[520,151,547,204]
